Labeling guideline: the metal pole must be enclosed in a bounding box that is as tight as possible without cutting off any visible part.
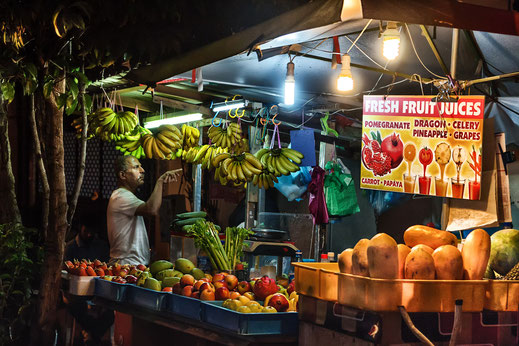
[193,125,202,212]
[451,28,459,78]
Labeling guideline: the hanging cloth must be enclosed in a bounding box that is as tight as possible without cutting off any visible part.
[308,166,329,225]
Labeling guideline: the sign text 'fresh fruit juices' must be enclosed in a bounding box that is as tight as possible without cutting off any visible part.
[360,95,484,200]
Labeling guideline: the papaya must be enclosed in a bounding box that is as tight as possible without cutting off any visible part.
[462,228,490,280]
[351,239,370,277]
[404,225,457,249]
[397,244,411,279]
[411,244,434,255]
[367,233,398,279]
[338,248,353,274]
[405,248,435,279]
[432,245,463,280]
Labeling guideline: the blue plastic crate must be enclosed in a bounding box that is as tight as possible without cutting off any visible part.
[201,301,298,336]
[126,284,168,311]
[94,278,127,302]
[166,293,202,320]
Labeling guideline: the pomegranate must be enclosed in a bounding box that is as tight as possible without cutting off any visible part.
[253,276,278,300]
[381,133,403,168]
[362,133,392,176]
[267,293,290,312]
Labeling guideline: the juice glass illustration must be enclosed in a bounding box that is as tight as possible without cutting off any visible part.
[403,173,416,193]
[404,143,416,176]
[468,145,482,200]
[419,176,432,195]
[418,147,433,195]
[435,177,447,197]
[435,142,451,182]
[469,180,481,200]
[451,178,466,199]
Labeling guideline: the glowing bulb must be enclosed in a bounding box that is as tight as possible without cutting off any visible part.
[337,54,353,91]
[284,62,295,105]
[382,22,400,60]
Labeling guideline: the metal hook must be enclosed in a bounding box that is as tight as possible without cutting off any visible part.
[271,114,281,126]
[211,111,223,127]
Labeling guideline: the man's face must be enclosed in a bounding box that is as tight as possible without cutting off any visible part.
[121,156,145,189]
[79,225,95,244]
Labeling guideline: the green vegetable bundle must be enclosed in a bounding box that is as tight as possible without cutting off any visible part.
[188,220,231,271]
[224,227,253,271]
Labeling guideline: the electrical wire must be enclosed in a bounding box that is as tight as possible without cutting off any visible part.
[292,38,327,62]
[346,19,373,54]
[405,23,447,80]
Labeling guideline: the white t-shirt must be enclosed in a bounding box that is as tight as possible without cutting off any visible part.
[107,188,150,265]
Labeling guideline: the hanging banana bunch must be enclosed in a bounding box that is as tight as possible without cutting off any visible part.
[207,122,242,149]
[114,126,151,159]
[71,112,97,139]
[212,152,263,183]
[252,169,279,190]
[181,124,200,149]
[255,147,303,177]
[141,124,183,160]
[91,108,139,141]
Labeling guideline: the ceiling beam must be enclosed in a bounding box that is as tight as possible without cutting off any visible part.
[154,85,211,104]
[361,0,519,36]
[152,95,213,116]
[417,25,450,76]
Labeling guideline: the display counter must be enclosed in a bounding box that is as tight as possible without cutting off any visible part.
[94,297,297,346]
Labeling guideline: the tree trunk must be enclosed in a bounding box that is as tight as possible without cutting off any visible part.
[32,79,68,346]
[0,93,21,224]
[66,73,88,229]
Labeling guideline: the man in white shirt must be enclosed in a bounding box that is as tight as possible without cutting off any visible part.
[107,155,179,265]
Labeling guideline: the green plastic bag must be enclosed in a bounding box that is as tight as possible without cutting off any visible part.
[324,160,360,216]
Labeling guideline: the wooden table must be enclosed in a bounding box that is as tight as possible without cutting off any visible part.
[94,297,297,346]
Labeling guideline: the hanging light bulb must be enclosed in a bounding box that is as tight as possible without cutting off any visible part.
[382,21,400,60]
[337,54,353,91]
[284,61,295,105]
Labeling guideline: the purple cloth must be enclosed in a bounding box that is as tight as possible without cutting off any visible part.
[308,166,329,224]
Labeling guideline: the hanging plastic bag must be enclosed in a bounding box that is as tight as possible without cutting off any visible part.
[275,166,312,201]
[324,159,360,217]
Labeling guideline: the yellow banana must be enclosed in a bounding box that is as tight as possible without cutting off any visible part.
[212,153,230,168]
[221,158,231,177]
[155,136,172,156]
[274,156,290,175]
[156,132,178,150]
[235,162,246,181]
[151,137,165,159]
[143,135,153,159]
[281,148,303,164]
[278,155,300,172]
[244,153,263,171]
[193,145,209,163]
[160,129,181,142]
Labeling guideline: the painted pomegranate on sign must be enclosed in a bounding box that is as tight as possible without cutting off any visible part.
[362,132,392,176]
[381,133,404,168]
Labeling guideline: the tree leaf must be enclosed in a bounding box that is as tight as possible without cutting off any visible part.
[43,80,54,98]
[25,63,38,79]
[65,95,78,115]
[75,71,90,88]
[56,93,67,109]
[68,78,79,99]
[11,290,24,296]
[0,273,12,280]
[1,81,15,103]
[23,79,36,95]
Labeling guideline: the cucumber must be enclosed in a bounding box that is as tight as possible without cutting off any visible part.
[174,217,206,227]
[176,211,207,219]
[182,225,193,232]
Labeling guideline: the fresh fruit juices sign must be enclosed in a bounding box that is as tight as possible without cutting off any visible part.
[361,95,484,200]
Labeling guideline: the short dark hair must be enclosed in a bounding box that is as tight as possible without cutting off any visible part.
[114,156,131,177]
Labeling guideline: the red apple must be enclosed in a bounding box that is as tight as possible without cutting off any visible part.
[237,281,251,294]
[172,283,182,295]
[191,291,200,299]
[287,281,295,295]
[118,268,129,278]
[180,274,195,287]
[267,293,289,312]
[212,273,225,283]
[199,277,210,283]
[137,264,147,271]
[193,280,205,291]
[230,291,241,299]
[162,287,173,292]
[224,274,239,290]
[125,275,138,284]
[235,263,244,271]
[215,287,230,300]
[243,292,255,301]
[199,282,214,292]
[205,273,213,282]
[213,280,228,290]
[181,285,193,297]
[113,277,127,284]
[200,288,215,301]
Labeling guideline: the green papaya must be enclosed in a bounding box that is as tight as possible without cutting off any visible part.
[176,211,207,219]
